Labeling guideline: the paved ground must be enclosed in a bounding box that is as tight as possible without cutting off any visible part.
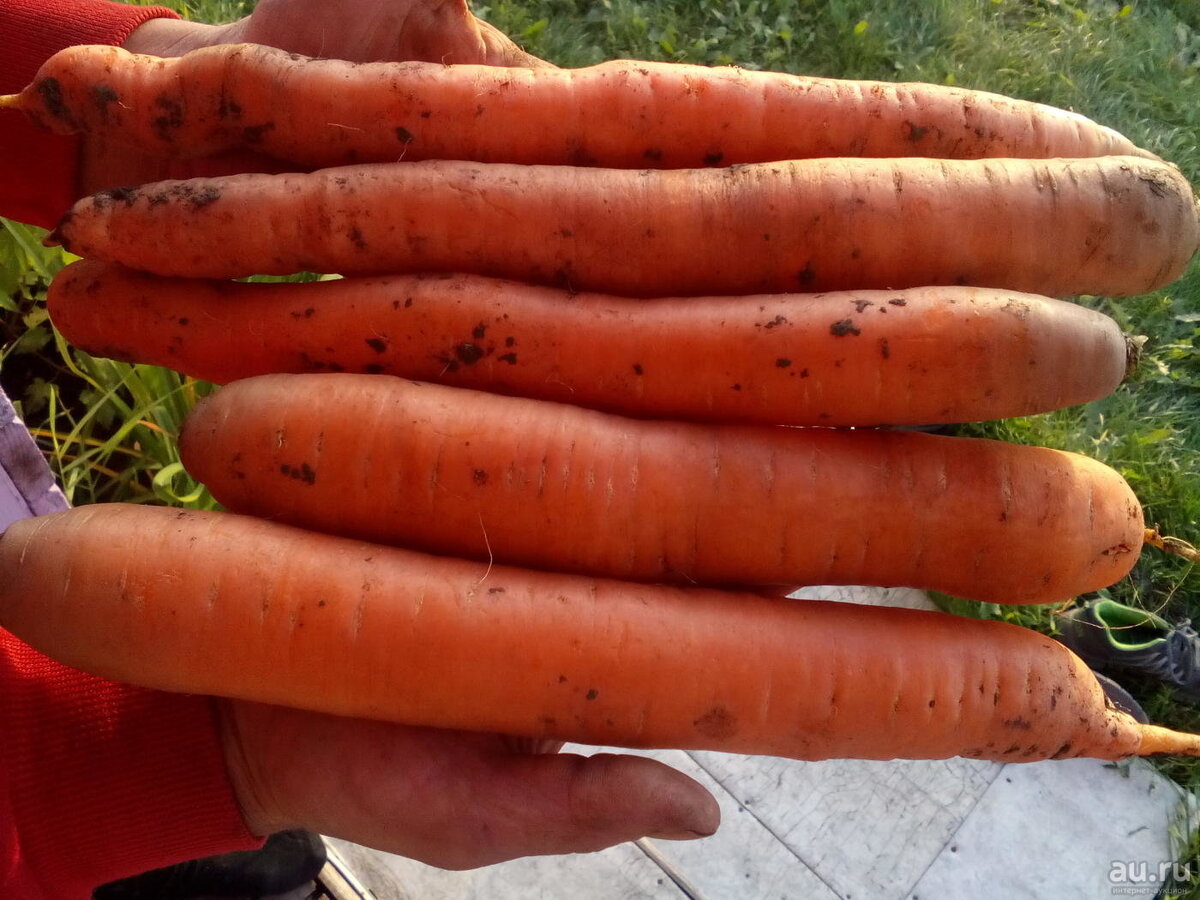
[299,587,1198,899]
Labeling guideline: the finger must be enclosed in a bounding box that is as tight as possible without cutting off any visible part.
[448,751,720,868]
[475,18,556,68]
[502,734,565,754]
[221,702,718,871]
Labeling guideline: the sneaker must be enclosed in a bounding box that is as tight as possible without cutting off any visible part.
[1056,599,1200,704]
[93,829,327,900]
[1091,671,1149,724]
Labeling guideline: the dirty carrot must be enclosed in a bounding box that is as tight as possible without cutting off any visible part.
[48,260,1134,427]
[0,43,1153,170]
[47,155,1199,298]
[0,503,1194,762]
[178,373,1145,606]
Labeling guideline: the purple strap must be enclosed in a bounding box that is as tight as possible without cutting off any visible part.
[0,387,69,532]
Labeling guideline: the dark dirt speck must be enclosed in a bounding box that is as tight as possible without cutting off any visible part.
[242,122,276,144]
[35,78,73,125]
[279,462,317,485]
[694,706,738,739]
[455,343,486,365]
[92,84,119,118]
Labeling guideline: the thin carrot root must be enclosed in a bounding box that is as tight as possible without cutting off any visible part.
[0,503,1190,763]
[8,43,1151,168]
[178,373,1146,606]
[46,260,1134,427]
[0,94,20,109]
[1138,724,1200,756]
[1143,527,1200,563]
[47,155,1200,298]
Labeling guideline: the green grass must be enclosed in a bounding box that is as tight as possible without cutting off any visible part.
[0,222,216,507]
[1,1,1199,884]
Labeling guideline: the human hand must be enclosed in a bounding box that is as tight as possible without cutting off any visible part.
[121,0,547,67]
[218,700,719,869]
[79,0,547,195]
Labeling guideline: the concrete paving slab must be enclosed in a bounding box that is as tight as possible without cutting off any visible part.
[690,753,1000,900]
[325,836,683,900]
[907,758,1191,900]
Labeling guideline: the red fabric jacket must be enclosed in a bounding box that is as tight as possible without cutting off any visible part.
[1,2,263,897]
[0,0,170,228]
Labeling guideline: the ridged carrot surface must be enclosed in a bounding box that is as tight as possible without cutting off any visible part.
[48,260,1133,427]
[0,43,1151,169]
[48,155,1199,298]
[179,373,1145,605]
[2,504,1195,762]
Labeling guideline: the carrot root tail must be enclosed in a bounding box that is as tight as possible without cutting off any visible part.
[1143,527,1200,563]
[1137,724,1200,757]
[0,94,21,109]
[1124,334,1147,381]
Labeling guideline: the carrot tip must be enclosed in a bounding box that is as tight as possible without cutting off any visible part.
[1123,334,1146,381]
[0,93,22,109]
[1137,723,1200,757]
[1143,527,1200,563]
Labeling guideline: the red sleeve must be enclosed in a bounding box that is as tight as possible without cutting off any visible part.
[0,630,261,900]
[0,0,181,229]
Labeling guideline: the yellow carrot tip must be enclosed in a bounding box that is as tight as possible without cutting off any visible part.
[1123,334,1146,380]
[0,93,22,109]
[1143,527,1200,563]
[1138,723,1200,757]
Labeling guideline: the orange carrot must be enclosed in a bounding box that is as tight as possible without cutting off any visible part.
[0,43,1153,170]
[1,503,1193,762]
[178,373,1145,605]
[48,155,1199,298]
[48,260,1134,427]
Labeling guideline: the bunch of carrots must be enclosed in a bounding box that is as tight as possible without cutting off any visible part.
[1,42,1200,765]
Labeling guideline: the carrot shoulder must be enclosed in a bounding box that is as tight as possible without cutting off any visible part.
[2,43,1150,168]
[48,156,1199,299]
[178,373,1145,606]
[1,503,1193,762]
[48,260,1133,427]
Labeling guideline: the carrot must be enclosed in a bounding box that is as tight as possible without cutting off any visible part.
[47,155,1199,298]
[178,373,1144,606]
[48,259,1134,427]
[1,503,1194,762]
[0,43,1152,170]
